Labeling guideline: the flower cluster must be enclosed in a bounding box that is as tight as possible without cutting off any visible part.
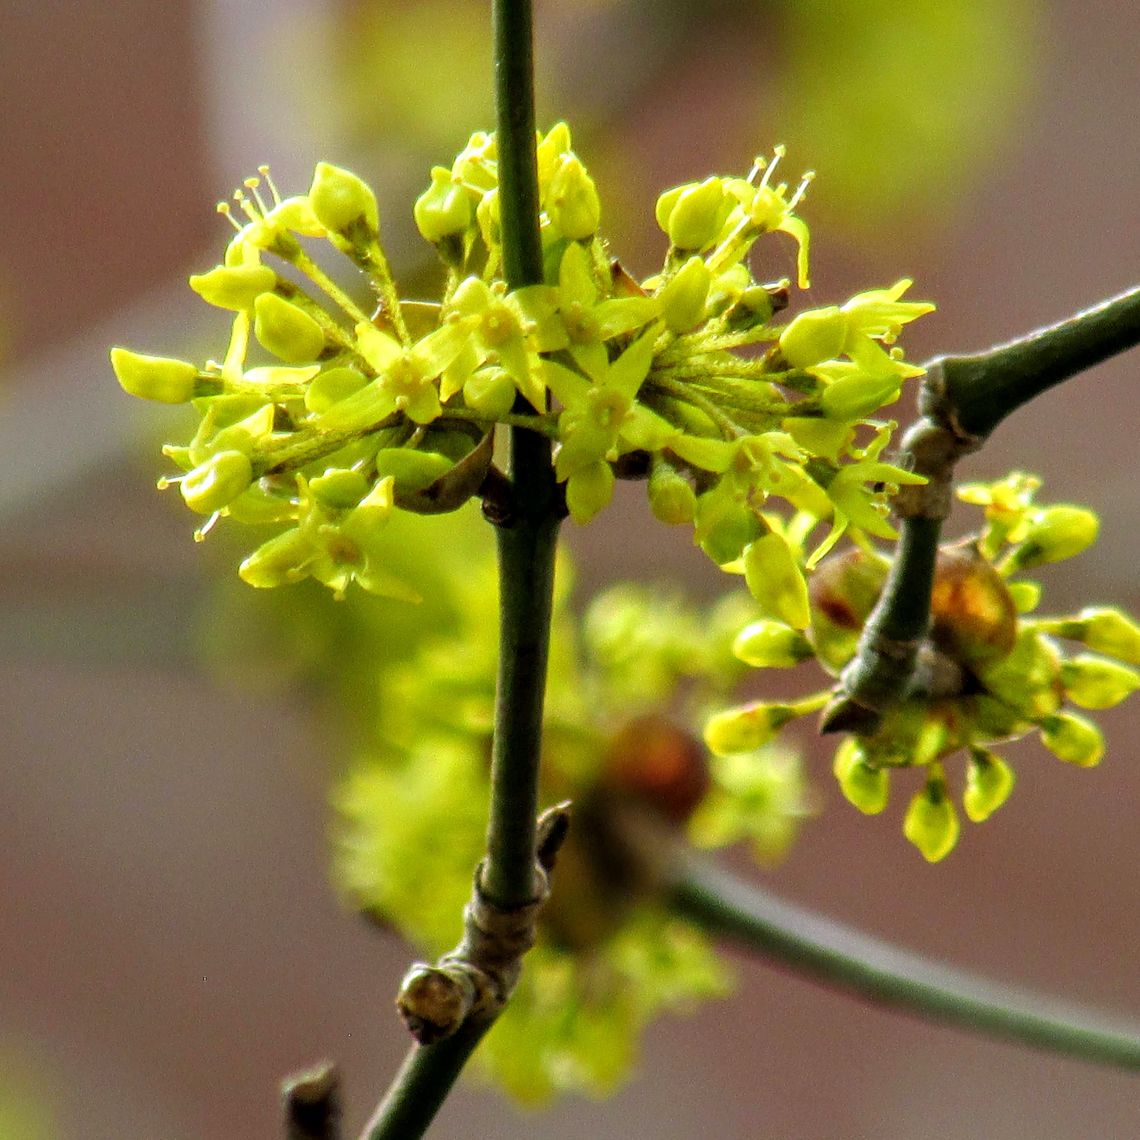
[705,473,1140,861]
[331,511,812,1100]
[112,125,933,603]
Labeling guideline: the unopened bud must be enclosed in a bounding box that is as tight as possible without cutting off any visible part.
[180,449,253,514]
[658,256,712,333]
[414,166,475,244]
[111,347,198,404]
[1039,711,1104,767]
[1069,607,1140,664]
[744,532,810,630]
[189,264,277,311]
[565,460,614,524]
[1060,653,1140,709]
[903,770,960,862]
[819,371,901,421]
[546,154,601,240]
[254,293,325,363]
[304,366,369,414]
[647,456,697,525]
[962,747,1015,822]
[308,161,380,238]
[778,308,847,369]
[704,702,794,756]
[1007,506,1099,570]
[659,178,727,250]
[733,619,813,668]
[832,738,889,815]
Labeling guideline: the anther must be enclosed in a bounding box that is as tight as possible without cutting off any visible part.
[217,201,242,231]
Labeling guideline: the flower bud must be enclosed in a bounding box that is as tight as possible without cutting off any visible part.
[308,161,380,238]
[110,347,198,404]
[546,154,601,240]
[1069,606,1140,664]
[414,166,475,244]
[819,371,901,422]
[304,366,369,414]
[254,293,325,363]
[744,532,810,630]
[308,467,371,509]
[179,449,253,514]
[962,747,1015,823]
[659,178,726,250]
[733,619,813,668]
[1059,652,1140,710]
[603,715,710,825]
[188,264,277,311]
[704,702,794,756]
[565,460,614,524]
[694,486,761,565]
[1039,711,1104,767]
[647,456,697,525]
[658,256,712,334]
[778,307,847,369]
[463,368,516,419]
[1007,506,1099,571]
[373,448,454,494]
[832,738,889,815]
[239,526,312,589]
[903,771,960,862]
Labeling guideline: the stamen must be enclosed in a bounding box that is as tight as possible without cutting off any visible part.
[156,473,184,490]
[747,156,767,185]
[193,512,221,542]
[233,188,260,224]
[787,171,815,211]
[258,165,282,207]
[217,201,242,232]
[759,145,786,190]
[245,176,270,216]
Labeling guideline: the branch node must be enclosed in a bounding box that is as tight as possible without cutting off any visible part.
[282,1060,341,1140]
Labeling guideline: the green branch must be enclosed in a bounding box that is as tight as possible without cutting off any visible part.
[672,855,1140,1070]
[825,285,1140,730]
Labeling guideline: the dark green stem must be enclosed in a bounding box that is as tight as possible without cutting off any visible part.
[673,856,1140,1071]
[357,5,558,1137]
[928,284,1140,439]
[360,1025,488,1140]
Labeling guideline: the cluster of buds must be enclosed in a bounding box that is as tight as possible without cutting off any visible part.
[705,474,1140,861]
[112,125,934,602]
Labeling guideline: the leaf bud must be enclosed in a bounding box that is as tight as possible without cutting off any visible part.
[308,161,380,238]
[179,449,253,514]
[704,702,795,756]
[903,770,960,862]
[1060,653,1140,709]
[962,747,1015,823]
[188,264,277,311]
[743,532,810,630]
[253,293,325,364]
[110,347,198,404]
[647,456,697,525]
[832,738,889,815]
[1006,505,1099,571]
[546,154,601,241]
[1039,711,1105,767]
[733,619,813,668]
[659,178,727,250]
[414,166,475,244]
[657,256,712,334]
[778,307,847,369]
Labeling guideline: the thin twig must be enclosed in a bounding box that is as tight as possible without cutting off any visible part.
[823,284,1140,731]
[672,855,1140,1071]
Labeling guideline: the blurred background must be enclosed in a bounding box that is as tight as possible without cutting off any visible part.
[2,0,1139,1136]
